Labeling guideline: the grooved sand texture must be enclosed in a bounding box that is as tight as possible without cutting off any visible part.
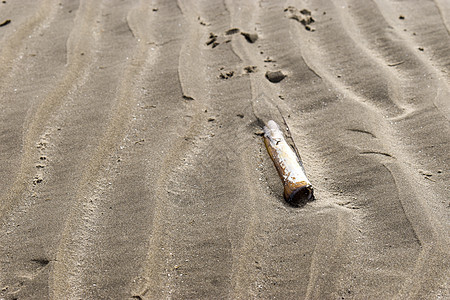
[0,0,449,299]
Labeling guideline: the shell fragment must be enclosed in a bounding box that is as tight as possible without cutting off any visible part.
[263,120,314,205]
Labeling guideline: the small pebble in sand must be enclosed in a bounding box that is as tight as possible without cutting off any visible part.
[241,32,258,43]
[265,70,286,83]
[225,28,240,35]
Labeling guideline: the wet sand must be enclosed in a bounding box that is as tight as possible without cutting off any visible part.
[0,0,449,299]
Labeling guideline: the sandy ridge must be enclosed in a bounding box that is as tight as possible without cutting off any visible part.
[0,0,60,219]
[283,0,449,297]
[50,0,152,298]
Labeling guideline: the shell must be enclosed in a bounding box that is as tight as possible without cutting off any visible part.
[263,120,314,205]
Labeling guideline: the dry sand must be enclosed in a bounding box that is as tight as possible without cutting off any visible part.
[0,0,449,299]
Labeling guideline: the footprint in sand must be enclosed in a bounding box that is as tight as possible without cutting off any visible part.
[244,66,257,73]
[206,33,219,48]
[219,70,234,79]
[284,7,315,31]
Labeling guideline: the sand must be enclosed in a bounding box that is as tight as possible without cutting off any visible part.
[0,0,449,299]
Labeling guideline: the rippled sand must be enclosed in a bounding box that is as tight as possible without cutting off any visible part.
[0,0,449,299]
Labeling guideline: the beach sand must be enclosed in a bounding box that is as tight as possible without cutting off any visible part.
[0,0,449,299]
